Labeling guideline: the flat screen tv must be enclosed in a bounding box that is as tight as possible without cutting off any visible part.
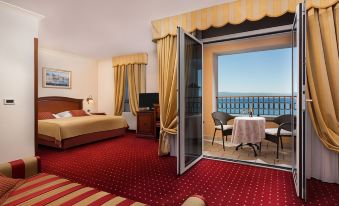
[139,93,159,109]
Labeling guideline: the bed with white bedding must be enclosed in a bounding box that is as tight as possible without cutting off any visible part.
[37,96,128,149]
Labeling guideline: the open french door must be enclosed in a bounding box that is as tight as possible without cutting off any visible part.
[291,2,307,200]
[177,27,204,175]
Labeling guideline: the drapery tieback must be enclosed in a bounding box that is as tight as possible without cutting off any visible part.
[160,127,177,136]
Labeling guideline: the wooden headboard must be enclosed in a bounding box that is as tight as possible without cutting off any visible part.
[38,96,83,113]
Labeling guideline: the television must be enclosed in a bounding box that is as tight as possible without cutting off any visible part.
[139,93,159,109]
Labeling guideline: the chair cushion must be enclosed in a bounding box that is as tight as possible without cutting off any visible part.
[215,125,233,130]
[265,128,292,136]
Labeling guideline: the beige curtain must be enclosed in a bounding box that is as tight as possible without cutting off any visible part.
[157,35,178,156]
[151,0,338,41]
[112,53,148,67]
[114,65,126,116]
[112,53,148,116]
[306,3,339,153]
[127,64,146,116]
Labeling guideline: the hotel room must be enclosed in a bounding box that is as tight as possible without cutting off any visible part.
[0,0,338,205]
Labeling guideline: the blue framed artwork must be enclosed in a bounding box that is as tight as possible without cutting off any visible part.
[43,68,72,89]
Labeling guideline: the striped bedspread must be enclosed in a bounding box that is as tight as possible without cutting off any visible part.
[3,173,145,206]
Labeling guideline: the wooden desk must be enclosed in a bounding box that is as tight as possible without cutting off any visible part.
[154,104,160,129]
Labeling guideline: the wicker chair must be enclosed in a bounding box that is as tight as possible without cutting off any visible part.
[264,115,295,159]
[211,112,234,150]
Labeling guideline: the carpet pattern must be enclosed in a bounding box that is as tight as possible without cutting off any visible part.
[37,133,339,206]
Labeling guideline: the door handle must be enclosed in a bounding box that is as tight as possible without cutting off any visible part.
[306,99,313,102]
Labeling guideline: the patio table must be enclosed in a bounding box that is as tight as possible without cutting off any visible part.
[231,116,266,156]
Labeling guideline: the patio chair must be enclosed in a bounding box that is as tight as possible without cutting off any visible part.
[264,114,295,159]
[211,112,234,150]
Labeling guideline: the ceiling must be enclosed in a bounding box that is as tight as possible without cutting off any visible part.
[3,0,231,60]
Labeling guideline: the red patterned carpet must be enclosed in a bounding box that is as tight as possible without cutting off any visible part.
[37,133,339,206]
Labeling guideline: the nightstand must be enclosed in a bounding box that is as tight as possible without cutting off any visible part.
[136,104,160,139]
[91,112,106,115]
[136,110,156,138]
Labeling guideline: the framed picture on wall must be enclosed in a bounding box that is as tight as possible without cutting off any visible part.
[43,68,72,89]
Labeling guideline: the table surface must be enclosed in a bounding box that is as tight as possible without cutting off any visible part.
[234,116,265,120]
[229,114,277,121]
[231,116,266,144]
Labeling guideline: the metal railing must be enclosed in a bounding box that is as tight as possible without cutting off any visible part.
[186,97,202,114]
[216,96,296,116]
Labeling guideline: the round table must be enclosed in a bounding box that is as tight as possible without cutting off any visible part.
[231,116,266,156]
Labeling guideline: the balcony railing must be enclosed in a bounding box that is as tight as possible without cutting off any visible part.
[217,96,296,116]
[186,97,202,114]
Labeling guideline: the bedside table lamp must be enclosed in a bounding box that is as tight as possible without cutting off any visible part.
[86,95,95,112]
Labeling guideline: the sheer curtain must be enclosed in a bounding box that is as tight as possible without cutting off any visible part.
[306,114,339,183]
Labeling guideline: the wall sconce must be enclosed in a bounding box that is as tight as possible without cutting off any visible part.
[86,95,94,105]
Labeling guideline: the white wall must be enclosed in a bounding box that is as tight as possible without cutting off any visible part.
[0,2,42,162]
[39,48,98,112]
[98,59,114,114]
[146,48,158,92]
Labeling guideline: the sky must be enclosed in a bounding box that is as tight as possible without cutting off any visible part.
[218,48,293,95]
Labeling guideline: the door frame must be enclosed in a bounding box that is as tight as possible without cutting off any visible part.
[298,2,307,200]
[292,2,307,200]
[34,38,38,155]
[202,31,294,172]
[177,27,204,175]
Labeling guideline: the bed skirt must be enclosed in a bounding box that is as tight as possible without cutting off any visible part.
[37,127,127,149]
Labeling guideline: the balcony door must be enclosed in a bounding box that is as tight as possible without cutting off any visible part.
[291,3,307,200]
[177,27,204,175]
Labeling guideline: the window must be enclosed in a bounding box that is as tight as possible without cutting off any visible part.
[123,71,130,112]
[217,47,294,116]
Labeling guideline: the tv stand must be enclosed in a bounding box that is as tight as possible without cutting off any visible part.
[136,104,160,139]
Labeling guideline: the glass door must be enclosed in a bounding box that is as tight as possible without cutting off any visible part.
[291,2,307,200]
[177,27,203,175]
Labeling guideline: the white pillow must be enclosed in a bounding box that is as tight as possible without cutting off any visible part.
[56,111,72,118]
[52,114,61,119]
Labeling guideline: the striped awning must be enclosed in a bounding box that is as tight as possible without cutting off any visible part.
[112,53,148,67]
[151,0,338,41]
